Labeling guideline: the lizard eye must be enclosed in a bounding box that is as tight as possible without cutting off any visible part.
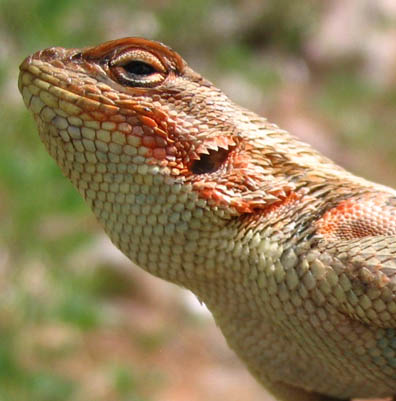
[109,49,166,87]
[191,148,230,174]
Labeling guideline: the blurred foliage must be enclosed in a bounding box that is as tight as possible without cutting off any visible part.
[0,0,395,400]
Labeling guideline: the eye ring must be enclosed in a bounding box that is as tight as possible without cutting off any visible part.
[109,48,167,87]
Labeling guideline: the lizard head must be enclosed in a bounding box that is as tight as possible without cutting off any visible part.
[19,37,296,214]
[18,37,300,281]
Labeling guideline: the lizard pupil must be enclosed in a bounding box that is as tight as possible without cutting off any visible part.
[123,60,156,76]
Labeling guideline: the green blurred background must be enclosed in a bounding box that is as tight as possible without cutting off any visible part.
[1,1,396,400]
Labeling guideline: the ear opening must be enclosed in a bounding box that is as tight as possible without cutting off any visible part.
[188,142,297,214]
[190,147,231,175]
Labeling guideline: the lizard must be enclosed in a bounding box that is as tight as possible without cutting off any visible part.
[18,37,396,401]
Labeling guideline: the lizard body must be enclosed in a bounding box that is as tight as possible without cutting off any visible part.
[18,38,396,401]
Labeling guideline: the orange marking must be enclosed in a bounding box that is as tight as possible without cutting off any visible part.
[142,136,156,148]
[152,148,166,160]
[316,195,396,240]
[139,115,158,129]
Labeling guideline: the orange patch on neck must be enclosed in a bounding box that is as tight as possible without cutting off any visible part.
[316,194,396,240]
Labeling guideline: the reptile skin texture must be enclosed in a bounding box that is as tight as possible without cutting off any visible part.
[18,38,395,401]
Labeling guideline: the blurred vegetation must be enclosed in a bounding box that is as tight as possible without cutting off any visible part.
[1,1,396,400]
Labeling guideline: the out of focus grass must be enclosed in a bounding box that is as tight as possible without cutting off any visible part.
[1,1,395,400]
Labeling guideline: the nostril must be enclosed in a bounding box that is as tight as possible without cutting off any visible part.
[41,48,58,59]
[36,47,64,62]
[70,51,82,61]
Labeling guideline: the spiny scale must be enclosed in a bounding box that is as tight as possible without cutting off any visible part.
[19,38,395,401]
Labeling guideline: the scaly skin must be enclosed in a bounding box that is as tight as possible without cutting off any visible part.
[18,38,396,401]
